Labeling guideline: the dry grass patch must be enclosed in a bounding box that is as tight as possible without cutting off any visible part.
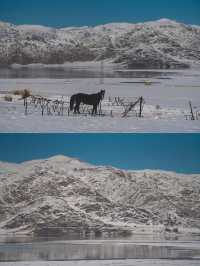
[13,89,31,99]
[4,95,13,102]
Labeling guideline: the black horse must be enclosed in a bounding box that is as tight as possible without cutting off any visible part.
[70,90,105,115]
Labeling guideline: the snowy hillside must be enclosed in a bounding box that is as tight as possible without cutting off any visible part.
[0,19,200,68]
[0,155,200,236]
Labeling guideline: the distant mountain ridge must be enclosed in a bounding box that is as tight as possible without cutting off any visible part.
[0,19,200,68]
[0,155,199,235]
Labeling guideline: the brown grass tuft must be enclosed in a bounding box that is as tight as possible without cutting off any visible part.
[13,89,31,99]
[4,95,13,102]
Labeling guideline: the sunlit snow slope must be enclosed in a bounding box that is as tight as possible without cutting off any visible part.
[0,19,200,68]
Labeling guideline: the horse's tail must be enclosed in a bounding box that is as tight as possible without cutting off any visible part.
[70,95,76,111]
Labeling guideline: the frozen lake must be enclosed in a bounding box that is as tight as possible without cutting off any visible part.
[0,66,180,79]
[0,66,200,132]
[0,234,200,264]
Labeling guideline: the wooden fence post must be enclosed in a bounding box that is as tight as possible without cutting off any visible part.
[24,98,28,115]
[189,101,195,120]
[139,96,143,118]
[61,101,64,116]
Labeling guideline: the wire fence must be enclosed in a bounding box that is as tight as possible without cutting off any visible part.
[23,95,145,118]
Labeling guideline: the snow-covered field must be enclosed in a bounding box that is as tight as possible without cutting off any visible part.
[1,260,200,266]
[0,68,200,132]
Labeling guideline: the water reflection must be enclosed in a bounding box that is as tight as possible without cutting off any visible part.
[0,67,177,79]
[0,234,200,261]
[1,232,200,244]
[0,241,200,261]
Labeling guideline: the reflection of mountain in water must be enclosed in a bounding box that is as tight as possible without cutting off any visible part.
[0,240,200,261]
[0,67,177,79]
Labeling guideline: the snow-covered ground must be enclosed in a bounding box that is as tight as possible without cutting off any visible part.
[0,69,200,132]
[1,260,200,266]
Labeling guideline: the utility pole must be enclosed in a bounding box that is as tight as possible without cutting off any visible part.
[100,59,104,85]
[99,47,124,85]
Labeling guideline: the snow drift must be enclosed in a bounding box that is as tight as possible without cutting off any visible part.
[0,155,200,236]
[0,19,200,68]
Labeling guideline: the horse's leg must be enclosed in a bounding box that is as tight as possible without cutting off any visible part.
[92,105,97,116]
[77,102,81,114]
[92,105,95,115]
[74,104,78,114]
[74,101,80,114]
[94,104,98,115]
[95,104,98,115]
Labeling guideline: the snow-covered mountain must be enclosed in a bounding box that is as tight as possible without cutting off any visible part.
[0,155,199,236]
[0,19,200,69]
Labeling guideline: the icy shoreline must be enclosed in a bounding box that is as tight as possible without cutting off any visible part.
[1,260,200,266]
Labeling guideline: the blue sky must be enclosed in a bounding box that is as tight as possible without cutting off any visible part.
[0,134,200,174]
[0,0,200,27]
